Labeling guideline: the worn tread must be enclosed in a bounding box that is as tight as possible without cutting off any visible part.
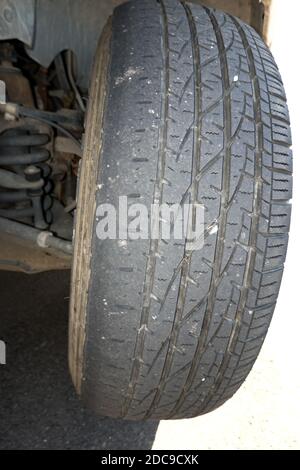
[71,0,292,420]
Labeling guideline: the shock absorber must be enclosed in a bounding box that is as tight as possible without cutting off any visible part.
[0,126,52,228]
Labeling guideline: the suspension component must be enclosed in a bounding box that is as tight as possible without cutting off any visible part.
[0,42,54,229]
[0,126,53,228]
[24,166,47,230]
[0,216,73,256]
[0,43,34,108]
[0,168,44,190]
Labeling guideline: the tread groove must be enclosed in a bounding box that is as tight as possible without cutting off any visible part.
[143,0,201,419]
[198,14,264,413]
[169,4,232,417]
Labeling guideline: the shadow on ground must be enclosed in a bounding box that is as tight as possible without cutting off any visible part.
[0,271,158,450]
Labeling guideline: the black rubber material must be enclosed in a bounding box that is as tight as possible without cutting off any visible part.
[80,0,292,420]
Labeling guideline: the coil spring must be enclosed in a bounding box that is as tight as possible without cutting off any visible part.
[0,128,52,229]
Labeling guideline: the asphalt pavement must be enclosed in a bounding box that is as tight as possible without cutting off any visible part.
[0,270,158,450]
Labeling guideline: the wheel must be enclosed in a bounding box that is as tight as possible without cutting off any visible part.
[69,0,292,420]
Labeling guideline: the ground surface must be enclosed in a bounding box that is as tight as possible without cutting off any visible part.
[0,271,158,450]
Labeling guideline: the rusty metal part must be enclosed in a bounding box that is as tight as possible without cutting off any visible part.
[0,44,34,107]
[0,65,34,107]
[35,66,51,111]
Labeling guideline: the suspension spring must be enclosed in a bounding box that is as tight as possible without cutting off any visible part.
[0,127,52,229]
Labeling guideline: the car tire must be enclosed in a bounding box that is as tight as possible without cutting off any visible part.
[69,0,292,420]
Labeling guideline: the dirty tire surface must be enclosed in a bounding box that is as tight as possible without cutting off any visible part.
[70,0,292,420]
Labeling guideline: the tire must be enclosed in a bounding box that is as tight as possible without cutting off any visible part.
[69,0,292,420]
